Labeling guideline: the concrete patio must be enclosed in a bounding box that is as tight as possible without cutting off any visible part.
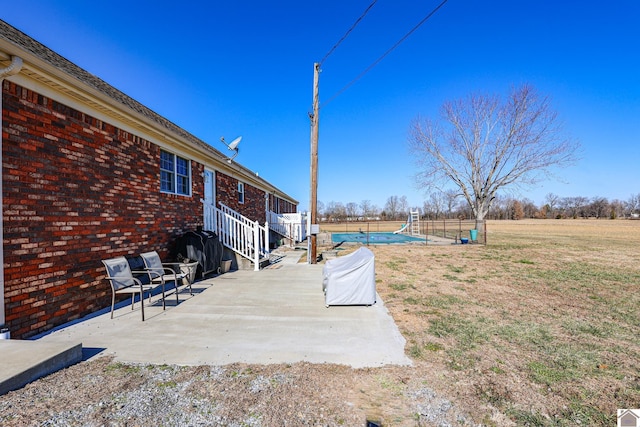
[1,250,411,393]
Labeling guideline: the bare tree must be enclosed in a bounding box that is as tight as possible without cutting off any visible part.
[627,193,640,216]
[333,202,347,221]
[422,200,433,219]
[444,189,459,218]
[609,199,624,219]
[409,84,579,230]
[316,200,324,218]
[385,196,411,220]
[345,202,359,221]
[398,195,409,219]
[588,196,609,219]
[545,193,560,219]
[323,201,336,221]
[384,196,399,220]
[521,198,538,218]
[427,192,446,219]
[324,201,346,222]
[360,200,375,219]
[560,196,588,219]
[488,194,507,219]
[557,197,572,218]
[576,196,590,218]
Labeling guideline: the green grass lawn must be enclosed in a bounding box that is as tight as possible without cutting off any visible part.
[370,219,640,426]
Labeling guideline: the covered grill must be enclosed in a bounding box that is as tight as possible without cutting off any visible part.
[174,230,224,277]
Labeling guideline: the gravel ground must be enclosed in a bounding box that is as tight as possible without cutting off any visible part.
[0,355,477,426]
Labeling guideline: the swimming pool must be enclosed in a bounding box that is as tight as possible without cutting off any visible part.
[331,232,425,244]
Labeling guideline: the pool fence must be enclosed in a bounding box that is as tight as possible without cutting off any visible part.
[320,219,487,245]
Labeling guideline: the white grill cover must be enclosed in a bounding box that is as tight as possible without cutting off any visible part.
[322,247,376,306]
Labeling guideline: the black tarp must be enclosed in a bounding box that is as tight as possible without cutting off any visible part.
[174,230,224,277]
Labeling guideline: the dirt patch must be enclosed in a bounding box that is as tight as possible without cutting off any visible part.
[0,357,470,426]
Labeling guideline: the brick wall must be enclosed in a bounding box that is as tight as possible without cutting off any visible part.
[270,195,296,214]
[2,81,204,338]
[216,172,266,223]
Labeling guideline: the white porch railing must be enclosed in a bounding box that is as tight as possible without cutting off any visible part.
[202,201,269,271]
[267,211,307,243]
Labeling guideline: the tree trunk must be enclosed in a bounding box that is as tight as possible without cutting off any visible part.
[474,199,490,233]
[474,215,485,233]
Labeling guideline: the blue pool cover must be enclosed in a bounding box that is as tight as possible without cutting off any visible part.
[331,232,424,244]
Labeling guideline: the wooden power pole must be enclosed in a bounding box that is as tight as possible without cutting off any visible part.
[309,62,320,264]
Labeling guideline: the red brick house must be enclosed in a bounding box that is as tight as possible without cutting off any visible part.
[0,20,299,339]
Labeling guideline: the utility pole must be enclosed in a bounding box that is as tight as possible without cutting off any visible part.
[309,62,320,264]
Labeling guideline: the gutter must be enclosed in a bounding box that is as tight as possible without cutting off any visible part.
[0,54,23,338]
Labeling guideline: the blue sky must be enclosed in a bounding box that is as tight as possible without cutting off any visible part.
[3,1,639,212]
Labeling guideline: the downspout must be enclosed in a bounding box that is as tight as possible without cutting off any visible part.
[0,55,23,337]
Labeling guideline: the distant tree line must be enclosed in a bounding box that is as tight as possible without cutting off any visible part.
[318,192,640,222]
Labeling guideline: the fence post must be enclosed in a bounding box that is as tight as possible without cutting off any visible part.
[367,222,370,246]
[484,220,487,245]
[426,220,429,245]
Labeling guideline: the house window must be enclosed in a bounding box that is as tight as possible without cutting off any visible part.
[238,182,245,204]
[160,149,191,195]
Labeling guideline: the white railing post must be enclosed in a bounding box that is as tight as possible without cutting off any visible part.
[265,210,310,243]
[213,203,218,233]
[253,220,259,271]
[203,200,272,270]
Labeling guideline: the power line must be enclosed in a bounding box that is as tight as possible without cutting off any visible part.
[322,0,449,108]
[319,0,378,67]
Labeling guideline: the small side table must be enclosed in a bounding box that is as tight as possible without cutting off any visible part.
[179,261,199,287]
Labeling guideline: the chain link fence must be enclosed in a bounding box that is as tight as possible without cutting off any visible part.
[319,219,487,245]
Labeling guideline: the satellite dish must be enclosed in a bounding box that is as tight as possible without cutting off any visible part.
[228,136,242,150]
[220,136,242,162]
[220,136,242,151]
